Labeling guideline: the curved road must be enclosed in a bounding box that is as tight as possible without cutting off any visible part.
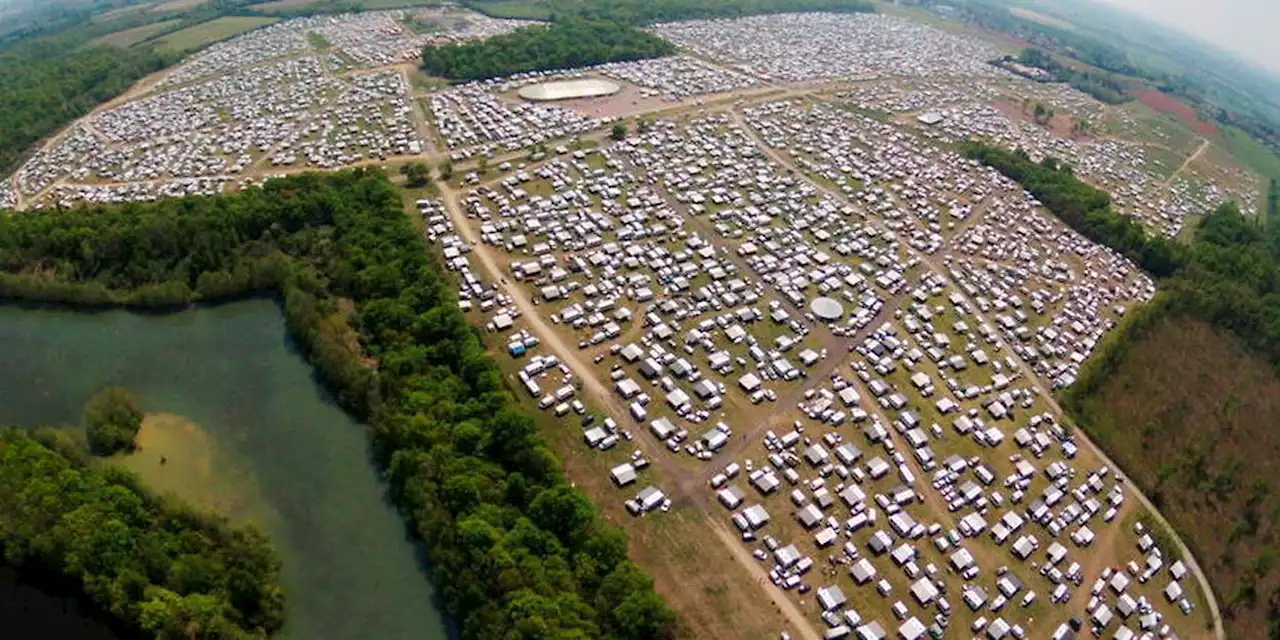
[729,106,1225,640]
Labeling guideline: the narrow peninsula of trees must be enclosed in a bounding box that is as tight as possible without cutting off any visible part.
[0,428,284,638]
[0,170,677,639]
[421,20,674,82]
[84,386,144,455]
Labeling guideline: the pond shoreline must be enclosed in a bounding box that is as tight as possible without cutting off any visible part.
[0,300,449,640]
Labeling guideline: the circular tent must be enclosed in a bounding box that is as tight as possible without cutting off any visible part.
[518,78,621,102]
[810,296,845,322]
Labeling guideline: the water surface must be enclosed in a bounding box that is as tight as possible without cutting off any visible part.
[0,300,447,640]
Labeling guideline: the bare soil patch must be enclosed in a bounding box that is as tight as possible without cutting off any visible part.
[992,99,1083,139]
[1133,90,1219,136]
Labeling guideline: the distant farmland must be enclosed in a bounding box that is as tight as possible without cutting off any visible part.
[89,19,180,48]
[152,16,278,53]
[1133,90,1219,136]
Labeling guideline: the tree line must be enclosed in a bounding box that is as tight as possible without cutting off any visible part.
[0,39,172,176]
[0,428,284,638]
[961,141,1280,372]
[1011,48,1131,105]
[421,20,674,82]
[0,169,677,639]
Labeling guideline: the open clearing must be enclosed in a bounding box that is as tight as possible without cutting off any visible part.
[1070,315,1279,639]
[153,16,279,52]
[89,19,180,48]
[109,412,278,527]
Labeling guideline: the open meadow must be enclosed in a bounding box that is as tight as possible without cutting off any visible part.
[153,16,279,52]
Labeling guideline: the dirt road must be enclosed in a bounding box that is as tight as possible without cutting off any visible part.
[1163,138,1211,189]
[436,180,823,640]
[729,104,1226,640]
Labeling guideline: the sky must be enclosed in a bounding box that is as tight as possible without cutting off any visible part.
[1096,0,1280,75]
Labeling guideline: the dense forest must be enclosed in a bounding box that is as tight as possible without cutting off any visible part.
[961,141,1280,370]
[0,428,284,638]
[0,39,170,176]
[547,0,873,25]
[0,170,677,639]
[421,20,674,82]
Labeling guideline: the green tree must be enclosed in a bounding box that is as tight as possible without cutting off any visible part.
[611,122,628,141]
[440,162,454,180]
[83,387,143,455]
[400,162,430,187]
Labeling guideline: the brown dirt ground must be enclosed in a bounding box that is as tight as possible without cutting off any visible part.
[991,100,1083,139]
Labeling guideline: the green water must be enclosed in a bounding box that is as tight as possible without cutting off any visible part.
[0,300,448,640]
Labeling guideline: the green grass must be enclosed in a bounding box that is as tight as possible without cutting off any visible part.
[153,16,278,53]
[88,19,180,48]
[1221,125,1280,180]
[462,0,552,20]
[306,31,330,49]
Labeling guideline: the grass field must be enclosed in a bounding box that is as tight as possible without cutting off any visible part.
[462,0,552,20]
[89,19,180,48]
[1069,314,1280,639]
[153,16,278,53]
[152,0,208,11]
[306,31,330,49]
[1221,125,1280,180]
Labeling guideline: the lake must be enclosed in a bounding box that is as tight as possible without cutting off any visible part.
[0,300,448,640]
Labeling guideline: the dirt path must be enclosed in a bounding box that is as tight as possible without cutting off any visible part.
[728,104,1226,640]
[710,521,823,640]
[1163,138,1210,188]
[1070,499,1133,620]
[436,178,823,640]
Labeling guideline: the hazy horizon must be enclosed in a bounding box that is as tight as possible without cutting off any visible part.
[1096,0,1280,76]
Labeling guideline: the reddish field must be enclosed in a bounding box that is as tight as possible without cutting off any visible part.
[1133,90,1219,135]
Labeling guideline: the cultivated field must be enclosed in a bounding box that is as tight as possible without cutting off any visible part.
[88,19,180,48]
[153,16,279,52]
[1132,90,1219,136]
[1008,7,1077,31]
[152,0,208,11]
